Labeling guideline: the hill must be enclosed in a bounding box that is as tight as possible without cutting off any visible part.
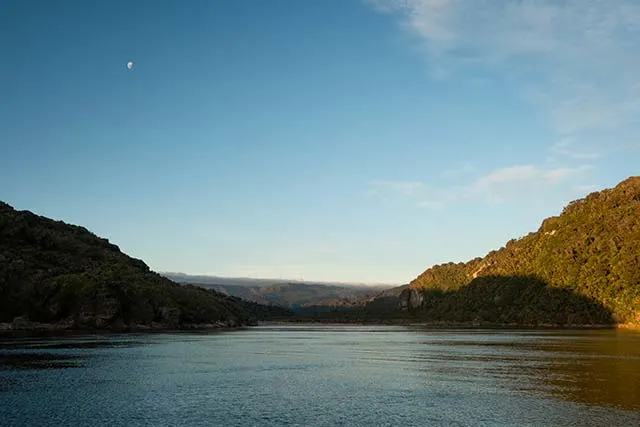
[0,201,292,330]
[362,177,640,327]
[165,273,387,310]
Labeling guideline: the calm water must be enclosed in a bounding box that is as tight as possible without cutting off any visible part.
[1,326,639,427]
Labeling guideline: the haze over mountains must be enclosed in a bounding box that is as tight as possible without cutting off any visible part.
[162,273,393,310]
[162,272,395,289]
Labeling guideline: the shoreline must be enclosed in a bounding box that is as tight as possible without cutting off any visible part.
[616,323,640,331]
[2,319,635,337]
[0,320,251,337]
[257,320,619,330]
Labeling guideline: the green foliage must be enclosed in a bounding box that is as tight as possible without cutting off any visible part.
[402,177,640,325]
[0,201,291,328]
[403,275,613,325]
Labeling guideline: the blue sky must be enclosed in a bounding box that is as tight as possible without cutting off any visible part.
[1,0,639,284]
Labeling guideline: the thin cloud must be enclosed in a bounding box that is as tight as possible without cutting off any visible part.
[472,165,539,188]
[550,137,601,160]
[372,163,592,207]
[542,165,592,184]
[370,0,640,155]
[465,164,592,204]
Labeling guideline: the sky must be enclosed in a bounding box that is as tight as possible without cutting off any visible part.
[1,0,639,284]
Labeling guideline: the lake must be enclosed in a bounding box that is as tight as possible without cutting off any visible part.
[1,325,639,426]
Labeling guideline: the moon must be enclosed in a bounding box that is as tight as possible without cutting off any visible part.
[127,61,134,70]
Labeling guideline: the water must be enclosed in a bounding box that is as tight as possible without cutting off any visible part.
[1,325,639,426]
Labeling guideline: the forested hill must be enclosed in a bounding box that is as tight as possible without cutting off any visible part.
[366,177,640,326]
[0,201,291,330]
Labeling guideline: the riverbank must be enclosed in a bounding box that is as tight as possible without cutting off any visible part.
[0,317,251,337]
[2,317,626,336]
[257,319,617,329]
[617,323,640,331]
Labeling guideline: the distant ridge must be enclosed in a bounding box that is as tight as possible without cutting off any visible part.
[163,273,394,310]
[161,272,397,289]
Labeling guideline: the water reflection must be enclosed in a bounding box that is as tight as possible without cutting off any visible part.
[533,330,640,411]
[409,328,640,411]
[0,352,82,370]
[0,335,148,371]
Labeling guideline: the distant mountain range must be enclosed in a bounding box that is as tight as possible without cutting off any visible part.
[162,273,393,310]
[162,273,396,288]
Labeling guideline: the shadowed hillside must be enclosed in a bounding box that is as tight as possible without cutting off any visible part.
[300,276,613,327]
[0,201,292,330]
[361,177,640,326]
[379,275,613,326]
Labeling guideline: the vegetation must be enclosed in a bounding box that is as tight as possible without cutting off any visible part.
[0,201,292,329]
[362,177,640,326]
